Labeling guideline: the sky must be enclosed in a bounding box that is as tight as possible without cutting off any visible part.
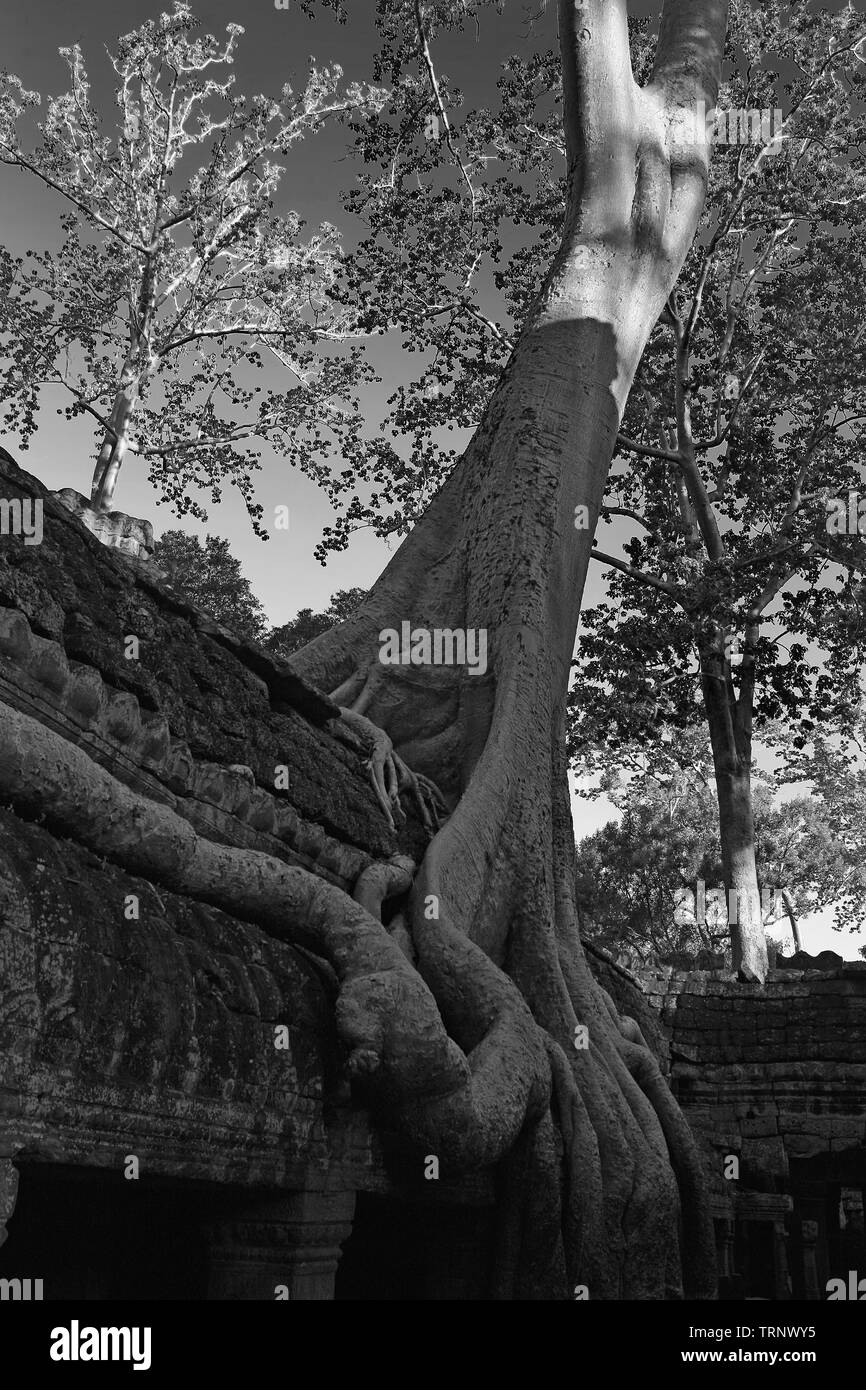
[0,0,858,957]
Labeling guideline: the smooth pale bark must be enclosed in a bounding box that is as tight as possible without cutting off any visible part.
[716,767,767,978]
[91,253,157,510]
[91,374,139,509]
[701,650,769,981]
[780,889,803,953]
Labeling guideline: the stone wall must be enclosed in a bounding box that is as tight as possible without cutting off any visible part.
[640,963,866,1181]
[0,451,486,1299]
[0,453,430,869]
[52,488,155,561]
[0,808,371,1191]
[608,957,866,1298]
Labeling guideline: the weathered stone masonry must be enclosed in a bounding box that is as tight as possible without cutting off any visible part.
[595,946,866,1299]
[0,453,492,1300]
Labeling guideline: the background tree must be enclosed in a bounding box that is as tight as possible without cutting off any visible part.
[576,773,733,963]
[265,586,366,657]
[317,21,567,556]
[766,706,866,940]
[152,529,267,638]
[568,0,866,979]
[0,3,384,523]
[152,527,365,655]
[575,728,861,963]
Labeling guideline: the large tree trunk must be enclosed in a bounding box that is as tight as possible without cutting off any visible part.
[281,0,729,1297]
[288,260,714,1299]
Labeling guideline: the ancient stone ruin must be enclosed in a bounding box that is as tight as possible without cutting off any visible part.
[593,946,866,1301]
[0,449,863,1300]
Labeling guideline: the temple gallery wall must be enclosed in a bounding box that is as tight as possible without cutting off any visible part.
[0,452,863,1300]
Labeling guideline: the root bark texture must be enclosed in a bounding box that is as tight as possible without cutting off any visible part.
[278,232,720,1301]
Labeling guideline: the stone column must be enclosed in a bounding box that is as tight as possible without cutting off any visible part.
[801,1220,820,1300]
[733,1192,792,1299]
[0,1157,19,1249]
[771,1217,790,1300]
[719,1218,736,1279]
[204,1190,356,1301]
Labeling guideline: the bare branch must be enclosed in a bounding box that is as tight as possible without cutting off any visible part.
[412,0,478,222]
[600,506,657,533]
[615,433,681,464]
[0,147,149,253]
[590,546,685,602]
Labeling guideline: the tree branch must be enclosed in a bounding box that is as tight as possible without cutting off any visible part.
[694,348,766,450]
[0,147,149,253]
[615,433,681,464]
[412,0,478,222]
[600,506,657,532]
[590,546,684,602]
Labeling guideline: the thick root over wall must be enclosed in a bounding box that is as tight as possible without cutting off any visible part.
[275,331,719,1299]
[1,681,713,1299]
[275,252,721,1300]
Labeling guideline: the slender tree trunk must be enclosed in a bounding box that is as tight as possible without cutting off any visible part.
[91,375,139,511]
[716,764,766,976]
[780,889,803,953]
[701,656,768,981]
[91,251,157,511]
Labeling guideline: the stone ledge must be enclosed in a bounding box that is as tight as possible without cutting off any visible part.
[0,452,429,860]
[0,607,372,890]
[53,488,155,561]
[0,808,375,1188]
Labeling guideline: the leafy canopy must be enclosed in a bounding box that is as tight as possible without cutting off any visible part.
[0,2,386,526]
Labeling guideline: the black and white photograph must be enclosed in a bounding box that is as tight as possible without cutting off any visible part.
[0,0,864,1361]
